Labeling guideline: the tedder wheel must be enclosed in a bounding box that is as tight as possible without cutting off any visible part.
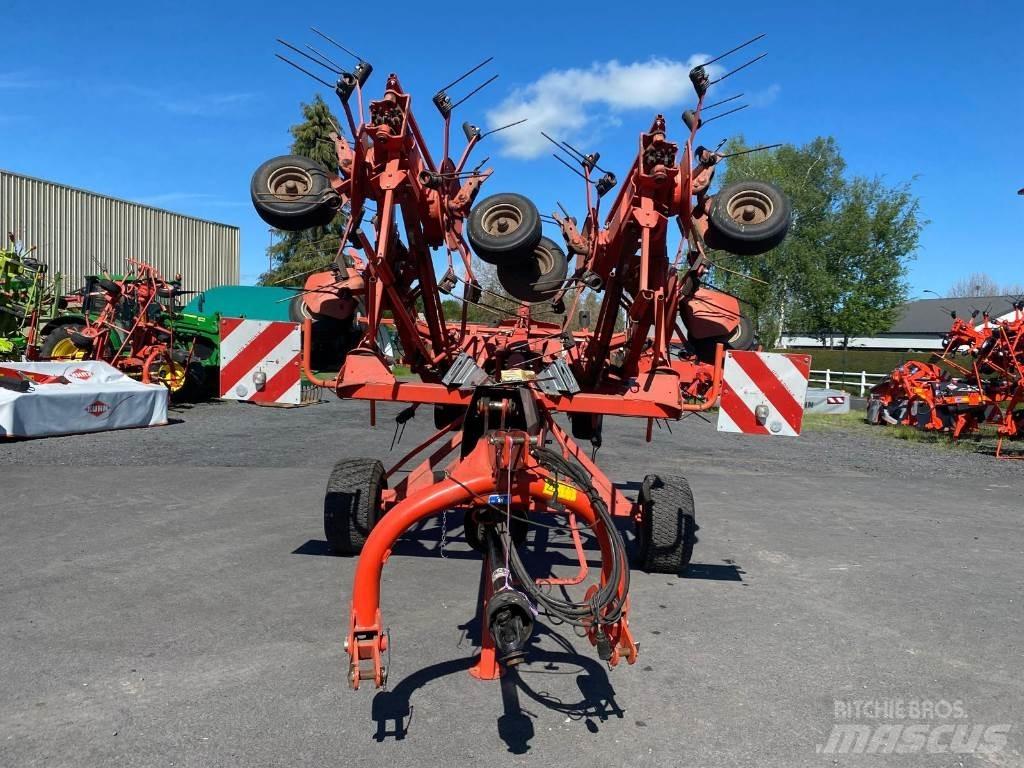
[434,404,466,430]
[39,324,87,360]
[324,458,387,555]
[570,413,603,442]
[705,180,791,256]
[690,313,757,364]
[288,293,315,324]
[635,474,698,574]
[496,236,569,304]
[467,192,542,264]
[866,399,883,425]
[251,155,340,232]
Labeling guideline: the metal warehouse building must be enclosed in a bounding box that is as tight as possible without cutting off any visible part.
[1,169,239,292]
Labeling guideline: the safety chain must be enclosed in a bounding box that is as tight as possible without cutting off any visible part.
[439,508,448,558]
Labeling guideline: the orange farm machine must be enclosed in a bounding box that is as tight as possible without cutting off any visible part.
[868,304,1024,456]
[253,34,793,689]
[39,260,195,397]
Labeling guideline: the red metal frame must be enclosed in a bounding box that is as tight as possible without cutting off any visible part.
[870,306,1024,453]
[47,260,184,390]
[274,64,764,688]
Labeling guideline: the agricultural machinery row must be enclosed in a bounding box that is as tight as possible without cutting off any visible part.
[0,240,233,400]
[867,303,1024,457]
[250,33,794,688]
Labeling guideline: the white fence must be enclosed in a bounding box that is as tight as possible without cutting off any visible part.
[810,369,886,397]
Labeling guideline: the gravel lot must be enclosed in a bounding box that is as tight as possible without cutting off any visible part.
[1,398,1022,767]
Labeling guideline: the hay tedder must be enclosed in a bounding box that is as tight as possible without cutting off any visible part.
[39,260,195,397]
[253,35,793,688]
[868,303,1024,456]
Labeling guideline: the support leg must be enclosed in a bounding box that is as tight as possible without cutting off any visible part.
[469,557,503,680]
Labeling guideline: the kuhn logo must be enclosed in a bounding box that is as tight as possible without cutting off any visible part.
[85,400,109,418]
[69,368,91,380]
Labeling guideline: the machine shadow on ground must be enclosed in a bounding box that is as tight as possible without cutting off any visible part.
[292,511,745,582]
[369,615,624,753]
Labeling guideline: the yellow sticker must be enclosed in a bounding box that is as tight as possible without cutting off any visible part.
[542,479,578,503]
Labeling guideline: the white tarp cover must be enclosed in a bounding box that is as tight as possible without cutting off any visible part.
[0,361,168,439]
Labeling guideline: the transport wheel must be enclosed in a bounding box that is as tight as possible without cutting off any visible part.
[39,324,87,360]
[635,474,698,574]
[324,458,387,555]
[251,155,340,231]
[705,180,791,256]
[690,313,757,364]
[467,192,542,264]
[496,236,568,303]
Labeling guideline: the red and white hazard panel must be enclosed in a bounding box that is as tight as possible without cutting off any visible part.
[716,351,811,437]
[219,318,302,405]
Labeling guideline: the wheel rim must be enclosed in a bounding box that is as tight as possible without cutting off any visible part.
[728,320,744,343]
[153,361,187,392]
[480,203,524,238]
[50,337,86,359]
[724,189,774,226]
[266,166,315,202]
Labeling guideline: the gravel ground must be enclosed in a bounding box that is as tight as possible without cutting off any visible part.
[1,397,1022,767]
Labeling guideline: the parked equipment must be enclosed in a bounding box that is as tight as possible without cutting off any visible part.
[0,360,167,438]
[256,36,798,688]
[0,234,63,360]
[39,260,199,398]
[867,303,1024,456]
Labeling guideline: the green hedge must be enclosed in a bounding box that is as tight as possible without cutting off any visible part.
[774,348,929,376]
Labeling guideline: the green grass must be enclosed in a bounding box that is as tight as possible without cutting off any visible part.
[801,408,1006,456]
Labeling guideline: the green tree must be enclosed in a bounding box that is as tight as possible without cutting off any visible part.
[259,95,347,286]
[716,137,923,347]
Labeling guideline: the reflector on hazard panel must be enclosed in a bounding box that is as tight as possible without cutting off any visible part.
[716,351,811,436]
[219,318,301,405]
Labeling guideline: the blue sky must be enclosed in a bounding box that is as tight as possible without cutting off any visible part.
[2,0,1021,296]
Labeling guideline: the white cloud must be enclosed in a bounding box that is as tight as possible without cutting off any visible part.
[485,55,723,159]
[750,83,781,108]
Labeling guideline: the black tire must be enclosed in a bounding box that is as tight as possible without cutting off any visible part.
[496,236,569,304]
[251,155,340,232]
[570,413,603,442]
[866,399,883,425]
[467,193,542,264]
[690,314,757,364]
[38,324,86,359]
[635,474,698,574]
[324,458,386,555]
[706,180,791,256]
[0,301,26,319]
[434,404,466,430]
[288,293,313,324]
[168,350,208,403]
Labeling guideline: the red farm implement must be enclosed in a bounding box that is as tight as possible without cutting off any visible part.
[39,260,191,396]
[254,34,793,688]
[869,301,1024,455]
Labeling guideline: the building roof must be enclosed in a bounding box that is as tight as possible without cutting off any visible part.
[888,295,1020,334]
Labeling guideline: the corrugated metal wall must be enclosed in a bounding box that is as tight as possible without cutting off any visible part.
[1,169,239,292]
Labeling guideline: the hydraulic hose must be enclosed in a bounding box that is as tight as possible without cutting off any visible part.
[506,446,631,628]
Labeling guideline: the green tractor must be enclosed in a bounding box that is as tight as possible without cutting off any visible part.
[40,278,303,398]
[0,236,63,360]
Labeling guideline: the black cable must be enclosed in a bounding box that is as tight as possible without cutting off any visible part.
[506,447,631,628]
